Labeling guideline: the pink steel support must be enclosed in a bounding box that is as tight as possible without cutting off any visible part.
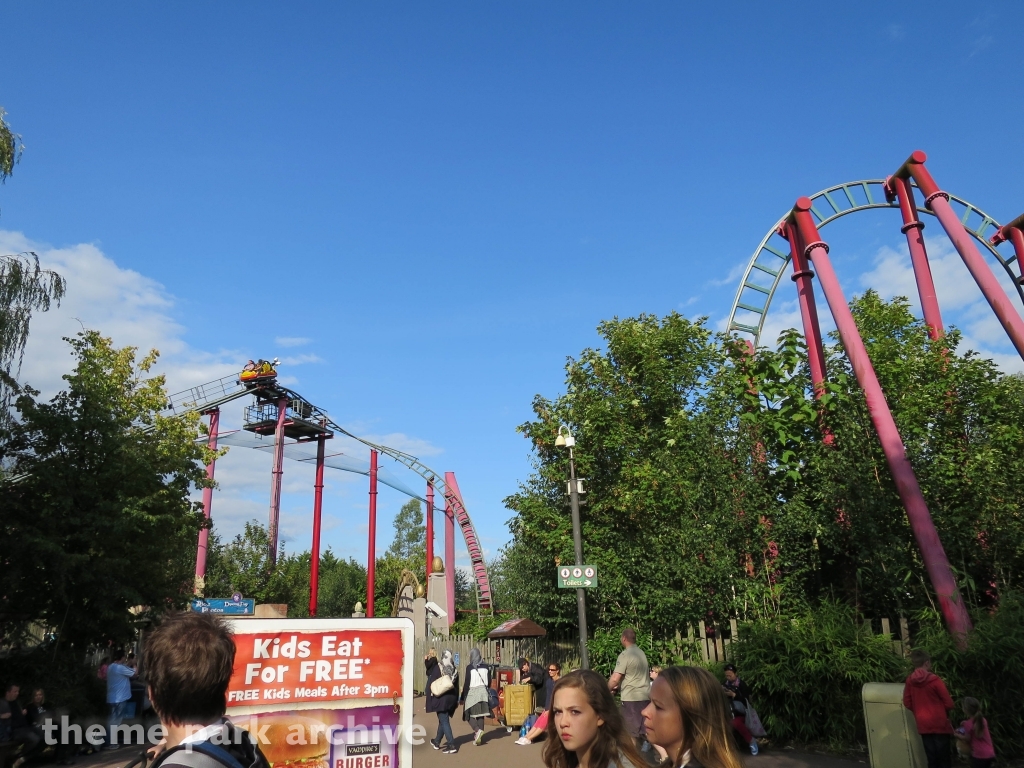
[894,151,1024,361]
[792,197,972,640]
[309,432,326,617]
[367,449,378,617]
[779,221,828,395]
[444,476,456,617]
[267,396,289,567]
[444,471,491,611]
[426,481,434,577]
[194,408,220,594]
[885,175,944,339]
[991,212,1024,281]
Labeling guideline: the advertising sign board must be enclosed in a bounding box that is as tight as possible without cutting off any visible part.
[224,618,414,768]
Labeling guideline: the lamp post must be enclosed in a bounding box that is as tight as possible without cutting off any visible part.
[556,425,590,669]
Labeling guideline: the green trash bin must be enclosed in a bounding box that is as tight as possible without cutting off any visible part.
[862,683,927,768]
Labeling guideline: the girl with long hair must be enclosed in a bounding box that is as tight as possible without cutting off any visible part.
[542,670,646,768]
[954,697,995,768]
[641,666,743,768]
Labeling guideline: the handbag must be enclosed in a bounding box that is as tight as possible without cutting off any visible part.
[431,673,455,696]
[745,702,767,738]
[487,686,500,710]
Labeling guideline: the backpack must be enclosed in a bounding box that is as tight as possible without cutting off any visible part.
[128,741,250,768]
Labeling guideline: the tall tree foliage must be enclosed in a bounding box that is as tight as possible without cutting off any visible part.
[499,295,1024,634]
[0,109,67,420]
[0,107,20,182]
[0,332,212,645]
[204,522,367,617]
[1,253,67,405]
[386,499,425,560]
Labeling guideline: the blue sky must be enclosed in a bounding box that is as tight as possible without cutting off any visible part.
[4,2,1024,591]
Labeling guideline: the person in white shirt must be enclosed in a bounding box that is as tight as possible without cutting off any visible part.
[104,650,136,748]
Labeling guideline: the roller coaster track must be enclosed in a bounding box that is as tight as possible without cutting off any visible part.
[727,179,1022,346]
[163,374,493,613]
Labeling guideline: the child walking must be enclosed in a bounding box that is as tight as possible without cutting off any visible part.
[954,697,995,768]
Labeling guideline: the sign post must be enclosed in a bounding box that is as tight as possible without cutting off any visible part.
[557,565,598,589]
[224,617,414,768]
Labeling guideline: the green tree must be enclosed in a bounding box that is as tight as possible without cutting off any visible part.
[504,313,771,633]
[204,521,367,618]
[0,108,67,421]
[502,297,1024,636]
[0,107,21,182]
[386,498,425,560]
[0,254,64,410]
[0,332,211,645]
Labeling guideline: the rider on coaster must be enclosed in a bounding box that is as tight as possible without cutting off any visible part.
[240,358,278,384]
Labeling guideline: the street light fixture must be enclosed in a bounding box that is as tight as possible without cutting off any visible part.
[556,425,590,669]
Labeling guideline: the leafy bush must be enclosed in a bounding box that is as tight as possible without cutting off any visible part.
[586,627,700,678]
[730,601,908,748]
[916,593,1024,759]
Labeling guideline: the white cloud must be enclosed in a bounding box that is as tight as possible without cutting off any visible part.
[279,353,323,366]
[275,336,311,347]
[356,432,444,458]
[858,235,1024,373]
[707,260,748,288]
[3,229,241,398]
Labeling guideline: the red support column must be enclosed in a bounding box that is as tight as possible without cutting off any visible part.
[426,481,434,577]
[366,449,378,617]
[268,396,289,567]
[194,408,220,595]
[894,151,1024,361]
[444,485,456,617]
[309,432,326,617]
[792,197,972,640]
[991,212,1024,280]
[780,222,828,396]
[885,175,944,339]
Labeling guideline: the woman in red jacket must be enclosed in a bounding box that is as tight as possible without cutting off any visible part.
[903,650,954,768]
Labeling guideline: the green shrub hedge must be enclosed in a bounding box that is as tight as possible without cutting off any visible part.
[729,601,908,749]
[722,596,1024,758]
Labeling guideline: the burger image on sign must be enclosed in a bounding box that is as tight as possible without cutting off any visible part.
[241,715,329,768]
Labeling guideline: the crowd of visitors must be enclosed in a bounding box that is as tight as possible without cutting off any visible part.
[422,627,763,764]
[421,628,994,768]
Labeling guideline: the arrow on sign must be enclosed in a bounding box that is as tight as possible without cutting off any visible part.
[584,580,592,586]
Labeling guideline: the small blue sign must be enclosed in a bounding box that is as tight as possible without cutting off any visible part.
[191,597,256,615]
[453,652,460,668]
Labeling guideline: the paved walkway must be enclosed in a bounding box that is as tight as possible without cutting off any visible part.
[36,699,868,768]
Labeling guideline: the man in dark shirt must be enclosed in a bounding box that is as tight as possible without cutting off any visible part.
[518,658,547,700]
[1,684,42,768]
